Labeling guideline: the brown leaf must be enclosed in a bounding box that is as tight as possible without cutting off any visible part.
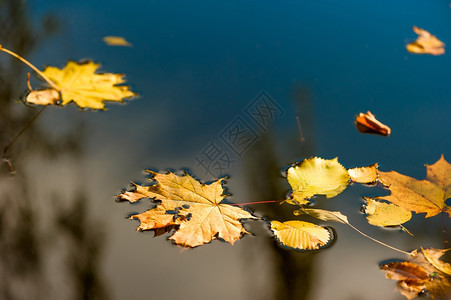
[118,171,257,247]
[381,248,451,300]
[407,26,445,56]
[355,111,391,136]
[375,155,451,218]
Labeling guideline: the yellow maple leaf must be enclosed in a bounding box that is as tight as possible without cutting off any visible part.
[374,155,451,218]
[270,220,331,250]
[381,247,451,300]
[41,60,136,109]
[286,157,350,205]
[406,26,445,56]
[118,171,257,248]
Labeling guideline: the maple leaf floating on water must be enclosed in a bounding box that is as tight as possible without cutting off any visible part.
[407,26,445,56]
[368,155,451,219]
[27,61,136,109]
[381,247,451,300]
[355,111,391,136]
[118,171,257,248]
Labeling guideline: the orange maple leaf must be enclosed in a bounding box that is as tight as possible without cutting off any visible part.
[373,155,451,218]
[118,171,257,247]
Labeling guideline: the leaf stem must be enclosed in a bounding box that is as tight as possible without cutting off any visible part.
[345,221,410,255]
[231,200,283,206]
[0,45,60,91]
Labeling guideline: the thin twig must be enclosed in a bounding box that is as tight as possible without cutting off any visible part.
[3,106,47,155]
[296,115,305,142]
[0,45,60,91]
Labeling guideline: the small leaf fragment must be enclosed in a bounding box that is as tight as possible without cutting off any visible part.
[103,36,132,47]
[348,163,378,184]
[270,220,331,250]
[355,111,391,136]
[287,157,350,204]
[364,198,412,227]
[406,26,445,56]
[26,88,60,105]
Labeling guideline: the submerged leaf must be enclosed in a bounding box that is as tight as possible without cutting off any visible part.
[381,247,451,300]
[364,198,412,227]
[287,157,350,204]
[40,60,136,109]
[270,220,331,250]
[355,111,391,136]
[348,163,379,184]
[118,171,257,247]
[375,155,451,218]
[407,26,445,56]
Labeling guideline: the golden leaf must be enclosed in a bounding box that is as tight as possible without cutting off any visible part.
[286,157,350,204]
[363,198,412,227]
[103,36,132,47]
[25,88,60,105]
[294,208,349,224]
[375,155,451,218]
[407,26,445,56]
[118,171,257,248]
[421,247,451,276]
[381,248,451,300]
[41,61,136,109]
[270,220,331,250]
[348,163,379,184]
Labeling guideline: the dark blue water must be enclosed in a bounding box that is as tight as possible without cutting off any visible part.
[1,0,450,299]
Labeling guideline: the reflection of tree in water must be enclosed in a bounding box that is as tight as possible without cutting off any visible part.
[0,1,107,299]
[244,88,317,300]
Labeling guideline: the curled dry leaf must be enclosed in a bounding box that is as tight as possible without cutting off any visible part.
[381,247,451,300]
[407,26,445,56]
[26,88,60,105]
[375,155,451,218]
[363,198,412,227]
[38,60,136,109]
[355,111,391,136]
[286,157,350,205]
[103,36,132,47]
[348,163,379,184]
[270,220,331,250]
[117,171,257,248]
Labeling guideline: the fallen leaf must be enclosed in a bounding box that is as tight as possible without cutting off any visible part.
[294,208,349,224]
[25,88,60,105]
[286,157,350,205]
[118,171,257,247]
[355,111,391,136]
[103,36,132,47]
[421,247,451,276]
[381,247,451,300]
[270,220,331,250]
[348,163,379,184]
[407,26,445,56]
[374,155,451,218]
[363,198,412,227]
[39,60,136,109]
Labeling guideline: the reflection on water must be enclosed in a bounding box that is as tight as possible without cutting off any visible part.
[0,1,106,299]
